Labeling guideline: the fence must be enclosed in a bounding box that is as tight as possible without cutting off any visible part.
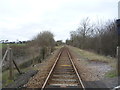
[2,44,22,80]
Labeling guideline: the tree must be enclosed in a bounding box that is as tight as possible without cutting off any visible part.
[69,18,117,57]
[33,31,55,59]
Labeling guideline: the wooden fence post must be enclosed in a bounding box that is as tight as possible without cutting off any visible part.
[10,48,14,79]
[10,47,22,74]
[12,59,22,74]
[7,45,13,80]
[32,54,35,66]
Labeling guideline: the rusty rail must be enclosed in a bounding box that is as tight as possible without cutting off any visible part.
[41,48,63,90]
[67,49,85,90]
[41,47,85,90]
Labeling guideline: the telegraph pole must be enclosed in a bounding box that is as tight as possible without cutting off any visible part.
[116,19,120,86]
[116,1,120,86]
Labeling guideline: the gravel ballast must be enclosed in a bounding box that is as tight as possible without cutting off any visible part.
[68,46,118,88]
[25,48,61,88]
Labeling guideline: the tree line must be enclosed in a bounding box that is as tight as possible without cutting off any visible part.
[66,18,117,57]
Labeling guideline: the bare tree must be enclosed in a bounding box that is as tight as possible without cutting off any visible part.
[77,17,93,48]
[69,18,117,57]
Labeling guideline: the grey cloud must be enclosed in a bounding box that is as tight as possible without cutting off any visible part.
[0,0,118,41]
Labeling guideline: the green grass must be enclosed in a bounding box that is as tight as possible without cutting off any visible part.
[1,43,26,51]
[55,45,64,49]
[2,54,41,87]
[2,43,26,47]
[2,65,34,87]
[105,70,117,78]
[2,70,14,87]
[80,49,115,62]
[2,43,27,59]
[2,44,57,87]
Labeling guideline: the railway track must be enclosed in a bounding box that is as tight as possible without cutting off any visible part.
[41,47,85,90]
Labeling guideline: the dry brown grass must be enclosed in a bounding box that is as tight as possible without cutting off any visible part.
[68,46,117,81]
[69,46,117,68]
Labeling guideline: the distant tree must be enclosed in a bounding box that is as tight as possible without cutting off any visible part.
[22,41,26,43]
[69,18,93,48]
[4,40,8,44]
[77,17,93,48]
[56,40,63,46]
[35,31,55,48]
[33,31,55,59]
[66,39,72,45]
[70,31,80,47]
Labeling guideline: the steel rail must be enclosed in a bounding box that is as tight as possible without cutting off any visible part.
[41,47,85,90]
[67,49,85,90]
[41,49,62,90]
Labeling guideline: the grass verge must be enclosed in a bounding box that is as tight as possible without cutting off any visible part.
[69,46,117,78]
[69,46,117,67]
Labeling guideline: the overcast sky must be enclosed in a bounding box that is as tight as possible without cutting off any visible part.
[0,0,119,42]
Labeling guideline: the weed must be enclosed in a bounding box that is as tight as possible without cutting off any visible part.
[105,70,117,78]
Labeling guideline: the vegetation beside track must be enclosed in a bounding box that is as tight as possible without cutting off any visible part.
[2,56,39,87]
[69,46,117,78]
[2,44,61,87]
[67,18,117,57]
[2,43,28,58]
[24,47,61,88]
[2,31,57,87]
